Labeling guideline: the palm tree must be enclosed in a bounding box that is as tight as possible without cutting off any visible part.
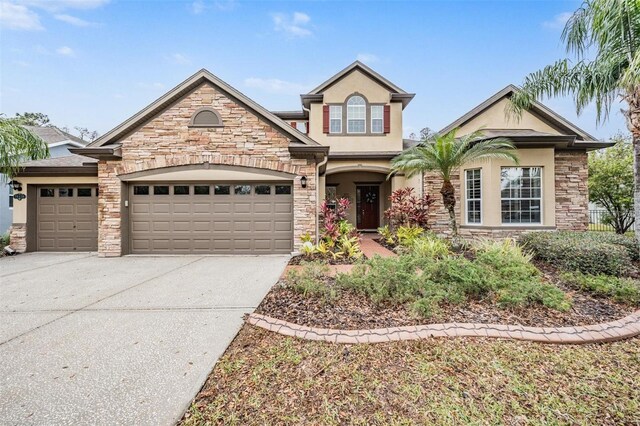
[390,129,518,236]
[508,0,640,243]
[0,117,49,178]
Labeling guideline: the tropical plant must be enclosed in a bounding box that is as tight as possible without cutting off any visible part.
[390,128,518,237]
[0,116,49,178]
[589,135,635,233]
[395,225,424,247]
[508,0,640,244]
[384,187,434,229]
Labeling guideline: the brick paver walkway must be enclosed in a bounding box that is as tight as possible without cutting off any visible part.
[360,234,397,258]
[248,310,640,345]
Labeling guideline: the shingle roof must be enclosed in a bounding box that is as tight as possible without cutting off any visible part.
[403,139,420,150]
[22,154,98,167]
[23,126,88,146]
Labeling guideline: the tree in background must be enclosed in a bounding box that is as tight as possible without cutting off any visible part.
[0,116,49,178]
[14,112,51,126]
[74,127,100,142]
[390,129,518,238]
[508,0,640,243]
[589,134,635,234]
[408,127,436,141]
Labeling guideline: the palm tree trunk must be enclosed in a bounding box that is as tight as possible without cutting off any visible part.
[625,89,640,245]
[440,179,458,236]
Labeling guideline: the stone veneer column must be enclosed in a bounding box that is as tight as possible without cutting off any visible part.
[423,170,461,237]
[554,150,588,231]
[9,224,27,252]
[98,161,122,257]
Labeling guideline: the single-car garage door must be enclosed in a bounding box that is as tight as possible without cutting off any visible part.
[129,182,293,254]
[37,186,99,251]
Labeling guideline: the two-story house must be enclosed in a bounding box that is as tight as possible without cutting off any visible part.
[8,62,610,256]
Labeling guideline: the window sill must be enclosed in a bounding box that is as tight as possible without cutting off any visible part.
[460,225,555,230]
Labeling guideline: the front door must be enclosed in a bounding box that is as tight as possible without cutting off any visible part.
[356,185,380,229]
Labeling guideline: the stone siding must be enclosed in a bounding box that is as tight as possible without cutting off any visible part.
[554,150,588,231]
[9,223,26,252]
[97,82,317,257]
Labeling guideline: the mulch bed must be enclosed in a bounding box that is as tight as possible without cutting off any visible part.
[255,264,637,329]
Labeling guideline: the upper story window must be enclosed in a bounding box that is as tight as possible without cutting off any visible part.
[329,105,342,134]
[371,105,383,134]
[347,96,366,134]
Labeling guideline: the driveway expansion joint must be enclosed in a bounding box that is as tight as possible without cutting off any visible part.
[247,310,640,345]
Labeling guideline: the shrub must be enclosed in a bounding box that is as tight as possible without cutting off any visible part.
[519,231,634,275]
[410,235,450,259]
[395,226,424,247]
[285,262,335,300]
[377,225,395,245]
[561,272,640,305]
[336,247,571,318]
[1,232,9,247]
[384,187,434,229]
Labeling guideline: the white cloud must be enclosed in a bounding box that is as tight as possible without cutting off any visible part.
[543,12,572,29]
[214,0,236,11]
[0,2,44,30]
[190,0,204,14]
[356,53,379,64]
[56,46,75,56]
[12,59,30,67]
[244,77,309,94]
[167,53,191,65]
[272,11,312,38]
[54,13,94,26]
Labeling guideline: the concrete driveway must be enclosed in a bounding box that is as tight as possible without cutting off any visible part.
[0,253,288,425]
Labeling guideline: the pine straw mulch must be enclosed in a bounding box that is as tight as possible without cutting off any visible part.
[181,325,640,426]
[255,264,637,329]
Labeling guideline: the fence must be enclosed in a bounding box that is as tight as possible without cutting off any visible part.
[588,210,615,232]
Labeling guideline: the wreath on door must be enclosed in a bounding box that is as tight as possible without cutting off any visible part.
[365,192,377,204]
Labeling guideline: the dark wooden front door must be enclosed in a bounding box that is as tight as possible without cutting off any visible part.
[356,185,380,229]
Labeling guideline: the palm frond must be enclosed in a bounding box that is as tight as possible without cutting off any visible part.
[0,118,49,178]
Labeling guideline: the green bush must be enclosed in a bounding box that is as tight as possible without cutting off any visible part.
[561,272,640,305]
[336,245,571,319]
[519,231,635,275]
[285,262,336,300]
[1,233,9,247]
[395,226,424,247]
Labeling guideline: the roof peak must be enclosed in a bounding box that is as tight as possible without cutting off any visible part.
[308,60,409,95]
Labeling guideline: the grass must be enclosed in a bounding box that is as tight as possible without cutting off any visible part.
[561,272,640,305]
[182,326,640,425]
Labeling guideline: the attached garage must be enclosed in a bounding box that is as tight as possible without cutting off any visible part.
[128,182,293,254]
[36,186,99,251]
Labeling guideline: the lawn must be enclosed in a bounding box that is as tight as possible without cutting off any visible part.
[182,326,640,425]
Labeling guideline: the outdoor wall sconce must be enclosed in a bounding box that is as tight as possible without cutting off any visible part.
[10,181,22,192]
[300,176,307,188]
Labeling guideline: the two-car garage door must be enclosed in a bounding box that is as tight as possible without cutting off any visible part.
[128,182,294,254]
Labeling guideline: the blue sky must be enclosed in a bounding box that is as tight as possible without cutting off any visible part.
[0,0,628,140]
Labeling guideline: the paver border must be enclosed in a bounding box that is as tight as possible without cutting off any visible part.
[247,310,640,345]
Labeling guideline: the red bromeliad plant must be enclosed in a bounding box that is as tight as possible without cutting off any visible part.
[384,187,434,229]
[319,198,358,241]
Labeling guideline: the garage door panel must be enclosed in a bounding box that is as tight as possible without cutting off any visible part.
[129,182,293,254]
[36,186,98,252]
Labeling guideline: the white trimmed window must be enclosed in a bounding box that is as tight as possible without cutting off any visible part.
[329,105,342,134]
[465,169,481,224]
[371,105,383,133]
[501,167,542,224]
[347,96,366,133]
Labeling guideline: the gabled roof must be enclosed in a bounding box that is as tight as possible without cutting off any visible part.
[439,84,599,142]
[23,126,88,148]
[89,68,321,148]
[308,61,409,95]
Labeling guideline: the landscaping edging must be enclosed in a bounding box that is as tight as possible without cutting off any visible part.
[247,310,640,345]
